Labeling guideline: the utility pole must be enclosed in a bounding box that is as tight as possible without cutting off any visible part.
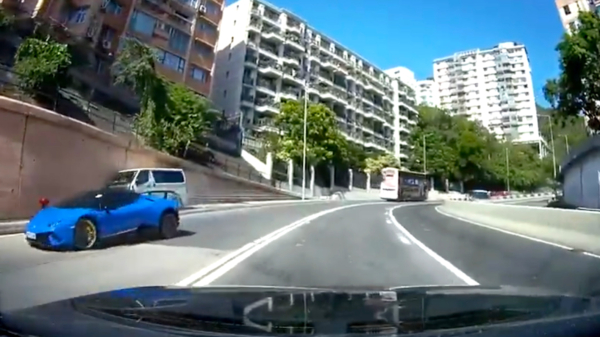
[422,135,426,174]
[549,117,557,179]
[564,135,570,155]
[505,147,510,192]
[300,35,311,200]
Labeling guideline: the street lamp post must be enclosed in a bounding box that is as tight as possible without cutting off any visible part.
[539,115,557,179]
[423,135,426,174]
[300,37,312,200]
[505,147,510,192]
[301,81,309,200]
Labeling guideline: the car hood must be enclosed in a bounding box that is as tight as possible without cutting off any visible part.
[3,284,600,337]
[27,207,89,229]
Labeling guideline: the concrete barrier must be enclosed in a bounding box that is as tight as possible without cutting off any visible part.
[438,200,600,255]
[0,96,297,220]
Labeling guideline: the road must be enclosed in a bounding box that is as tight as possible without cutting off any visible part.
[2,199,600,314]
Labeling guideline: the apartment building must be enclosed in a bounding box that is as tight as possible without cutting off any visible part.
[555,0,600,32]
[415,78,439,108]
[3,0,223,97]
[433,42,541,145]
[211,0,418,160]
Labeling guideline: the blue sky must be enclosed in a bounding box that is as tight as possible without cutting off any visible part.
[240,0,565,106]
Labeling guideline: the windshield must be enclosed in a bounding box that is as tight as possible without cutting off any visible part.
[0,2,594,337]
[54,190,106,209]
[108,171,136,186]
[470,191,490,199]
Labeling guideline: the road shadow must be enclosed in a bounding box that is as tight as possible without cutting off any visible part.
[30,230,196,252]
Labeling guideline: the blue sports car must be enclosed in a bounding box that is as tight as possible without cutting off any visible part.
[24,188,181,250]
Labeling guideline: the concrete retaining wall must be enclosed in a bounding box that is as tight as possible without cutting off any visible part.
[439,200,600,255]
[0,96,296,219]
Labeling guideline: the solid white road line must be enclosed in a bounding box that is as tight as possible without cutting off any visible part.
[434,206,575,251]
[176,202,390,287]
[387,205,479,286]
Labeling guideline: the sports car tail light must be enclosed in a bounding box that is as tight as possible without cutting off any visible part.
[39,198,50,209]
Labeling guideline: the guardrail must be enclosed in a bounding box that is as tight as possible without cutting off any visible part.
[438,200,600,255]
[444,192,554,201]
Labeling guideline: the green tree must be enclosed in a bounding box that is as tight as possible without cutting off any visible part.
[407,105,461,181]
[0,7,14,33]
[113,38,214,155]
[543,11,600,130]
[272,100,347,166]
[113,38,169,116]
[408,105,549,191]
[13,37,72,96]
[364,153,399,174]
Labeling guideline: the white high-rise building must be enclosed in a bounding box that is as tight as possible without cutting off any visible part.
[433,42,541,144]
[416,79,440,108]
[211,0,418,160]
[555,0,600,33]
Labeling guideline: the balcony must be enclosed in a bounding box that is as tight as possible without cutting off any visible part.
[262,11,280,26]
[257,59,281,77]
[262,27,284,42]
[249,19,262,33]
[320,56,334,69]
[281,67,303,85]
[280,87,300,100]
[241,94,255,107]
[287,21,302,35]
[257,44,279,60]
[255,98,279,114]
[186,75,211,96]
[244,54,258,68]
[200,6,222,25]
[140,0,176,17]
[156,63,184,83]
[168,0,198,15]
[255,79,277,96]
[283,33,304,51]
[281,52,301,67]
[255,118,278,133]
[100,10,128,32]
[189,52,214,72]
[194,24,217,46]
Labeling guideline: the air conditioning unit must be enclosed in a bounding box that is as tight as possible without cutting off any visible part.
[199,5,207,13]
[102,40,112,49]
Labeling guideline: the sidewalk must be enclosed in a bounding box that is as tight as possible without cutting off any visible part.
[0,199,329,236]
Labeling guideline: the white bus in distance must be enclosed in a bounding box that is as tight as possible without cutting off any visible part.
[379,167,428,201]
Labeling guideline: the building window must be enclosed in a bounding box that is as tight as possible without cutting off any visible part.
[156,49,186,73]
[69,7,89,24]
[226,71,229,78]
[169,29,190,54]
[223,90,227,97]
[228,52,232,60]
[563,5,571,15]
[196,21,217,37]
[192,67,208,82]
[129,10,156,35]
[206,2,220,15]
[105,0,122,15]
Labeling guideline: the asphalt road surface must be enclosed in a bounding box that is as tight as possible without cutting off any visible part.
[2,199,600,315]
